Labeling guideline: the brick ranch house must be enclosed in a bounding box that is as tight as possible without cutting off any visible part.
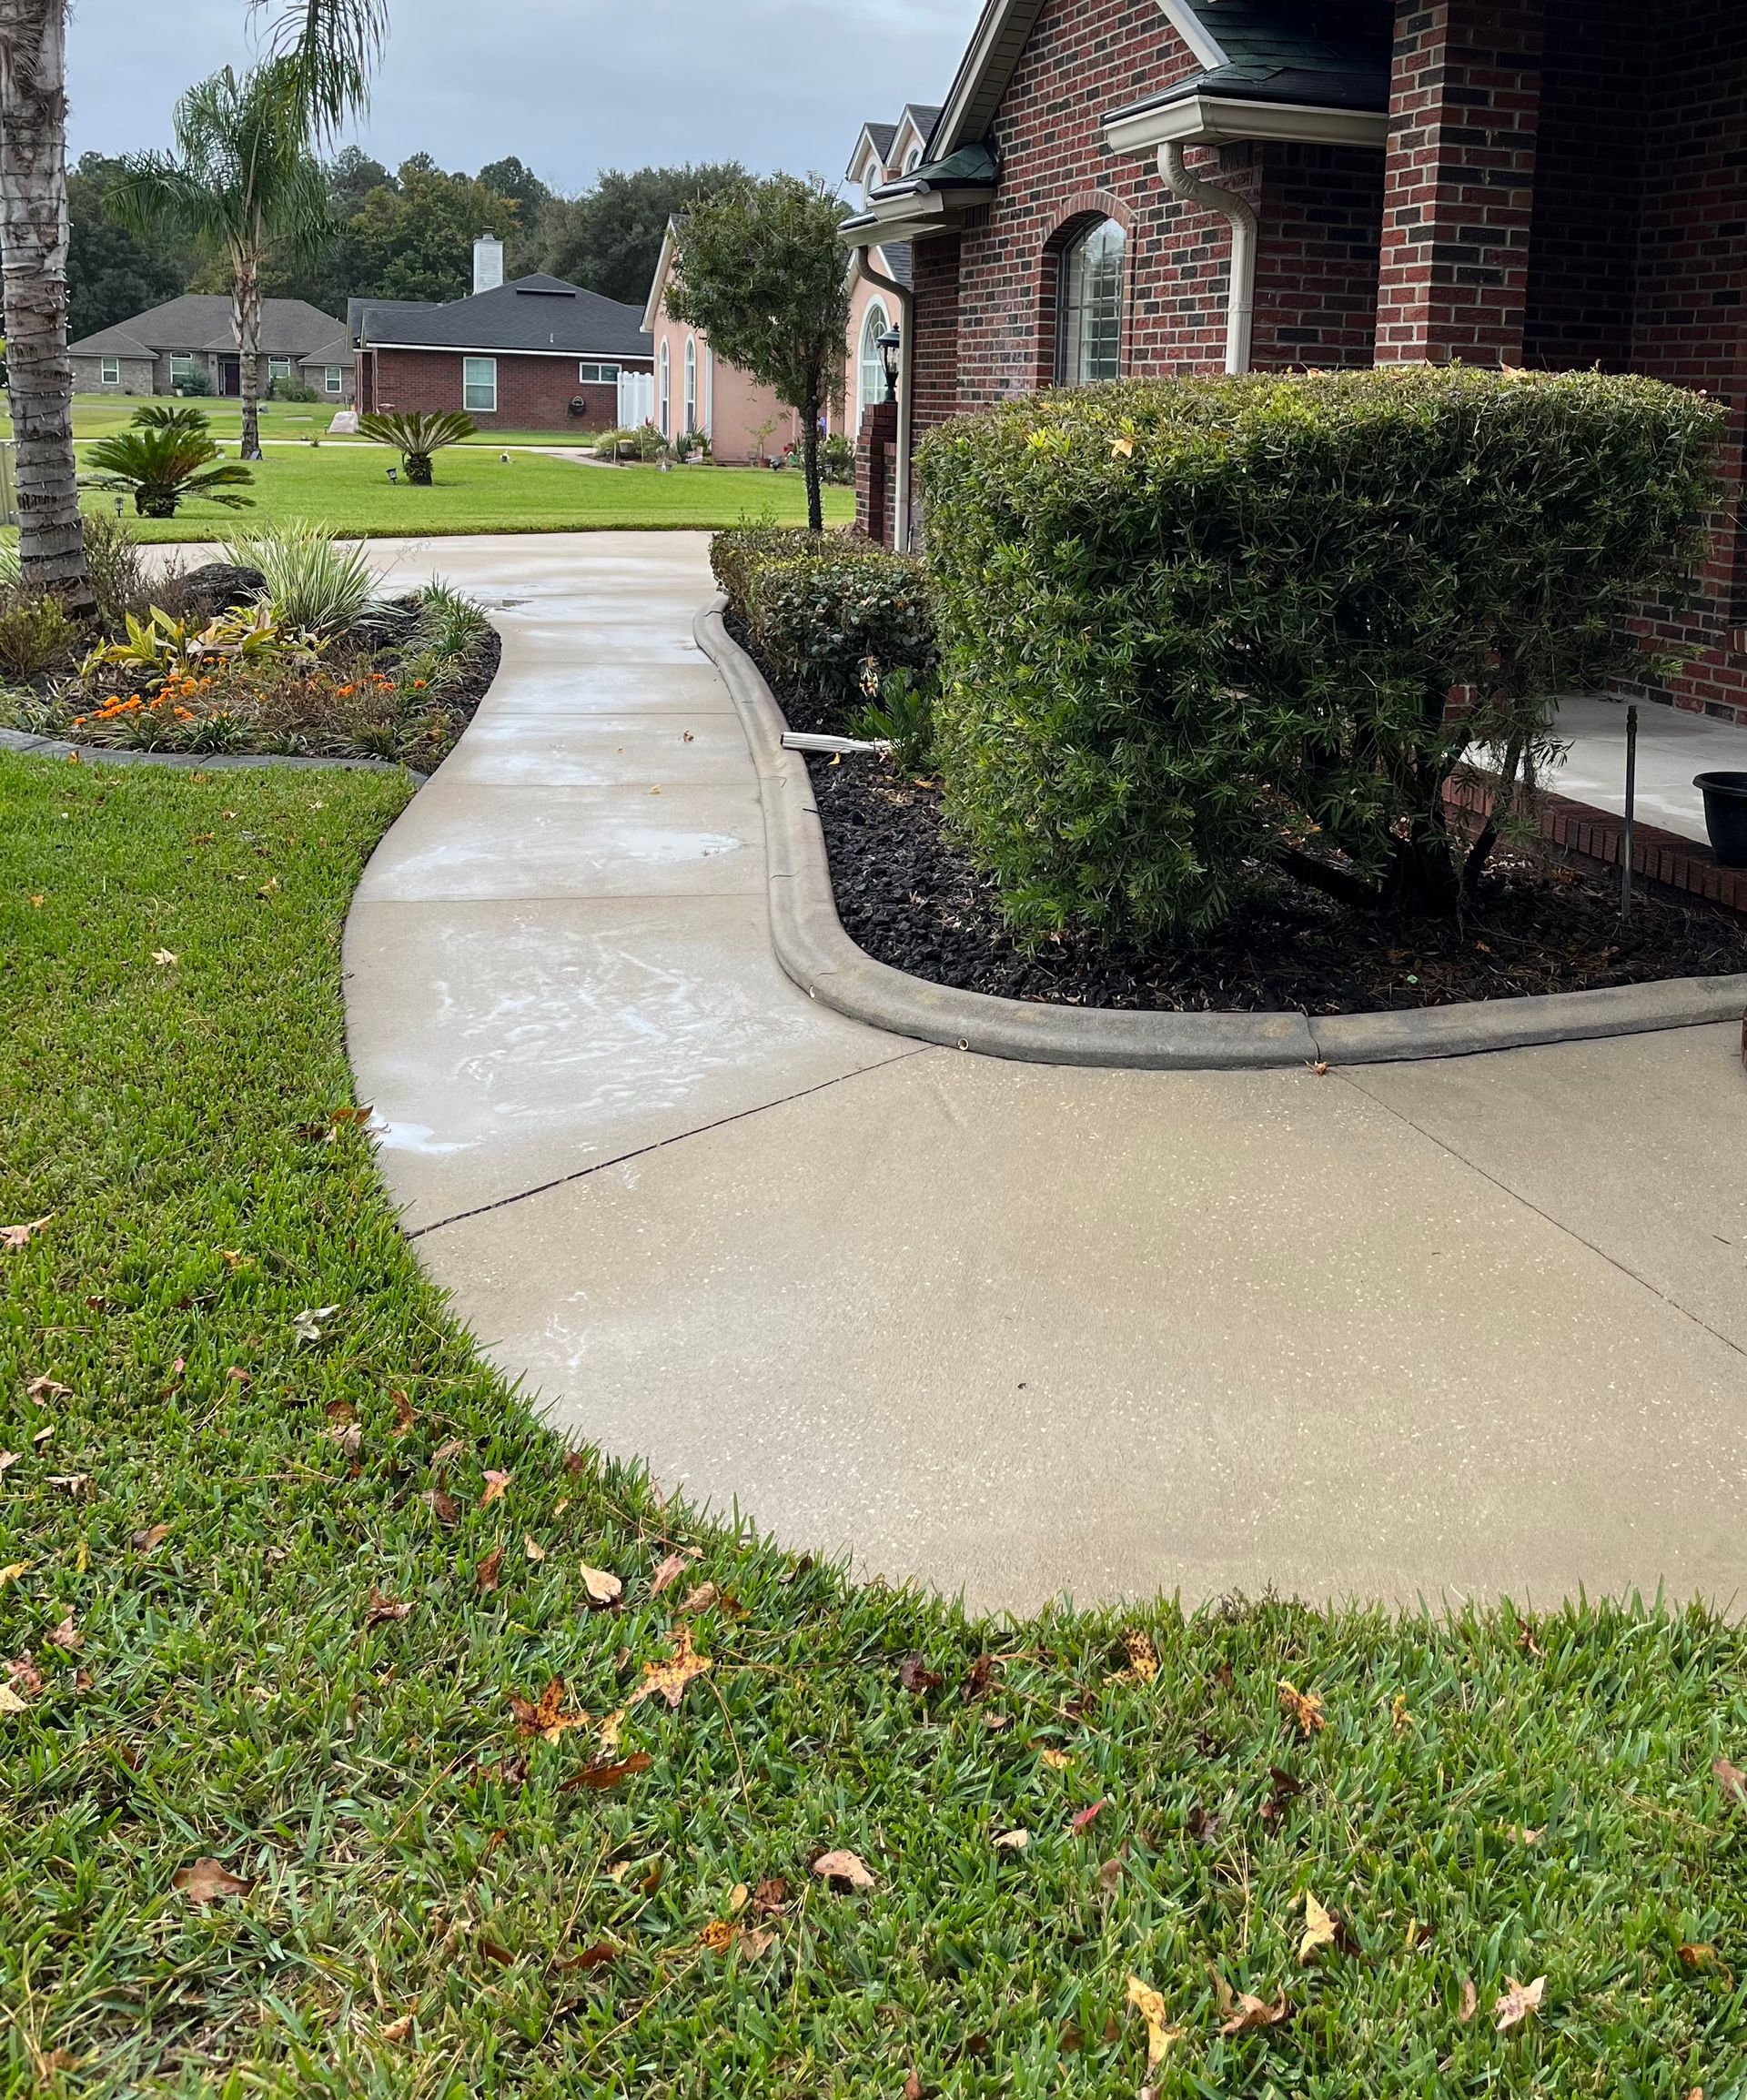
[350,237,652,433]
[843,0,1747,725]
[68,295,354,401]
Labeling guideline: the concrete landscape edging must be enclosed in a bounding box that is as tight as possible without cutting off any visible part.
[0,725,427,783]
[696,597,1747,1069]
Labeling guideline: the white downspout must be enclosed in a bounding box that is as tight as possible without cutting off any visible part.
[852,247,914,551]
[1160,142,1257,375]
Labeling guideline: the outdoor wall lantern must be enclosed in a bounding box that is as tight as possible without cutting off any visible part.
[878,326,902,404]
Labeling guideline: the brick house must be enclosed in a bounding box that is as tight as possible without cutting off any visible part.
[68,295,354,402]
[842,0,1747,725]
[351,238,652,435]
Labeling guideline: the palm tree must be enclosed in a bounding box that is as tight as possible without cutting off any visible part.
[0,0,94,610]
[107,62,329,464]
[257,0,389,139]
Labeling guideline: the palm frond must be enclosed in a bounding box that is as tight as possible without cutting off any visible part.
[254,0,388,133]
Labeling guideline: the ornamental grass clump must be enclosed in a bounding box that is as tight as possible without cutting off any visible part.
[915,367,1725,941]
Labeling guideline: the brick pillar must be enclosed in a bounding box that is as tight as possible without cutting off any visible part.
[855,400,897,544]
[1376,0,1545,365]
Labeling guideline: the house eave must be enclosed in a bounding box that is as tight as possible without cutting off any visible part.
[839,187,996,247]
[363,341,651,364]
[1103,92,1389,156]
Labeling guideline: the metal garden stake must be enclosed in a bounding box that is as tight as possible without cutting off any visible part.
[1621,703,1638,923]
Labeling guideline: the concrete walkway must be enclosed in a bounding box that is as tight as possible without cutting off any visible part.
[344,533,1747,1618]
[1550,692,1747,845]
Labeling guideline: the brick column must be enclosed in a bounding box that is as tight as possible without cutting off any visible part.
[855,400,897,544]
[1376,0,1545,365]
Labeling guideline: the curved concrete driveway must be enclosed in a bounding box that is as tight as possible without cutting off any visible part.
[344,532,1747,1616]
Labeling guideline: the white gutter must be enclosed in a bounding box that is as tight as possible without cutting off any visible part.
[848,245,915,552]
[1159,142,1257,376]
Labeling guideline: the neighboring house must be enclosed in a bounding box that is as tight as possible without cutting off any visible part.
[841,0,1747,727]
[351,238,652,433]
[642,220,807,466]
[68,296,354,401]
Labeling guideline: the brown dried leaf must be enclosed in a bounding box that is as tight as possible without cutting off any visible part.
[903,2076,924,2100]
[738,1925,777,1958]
[553,1942,618,1974]
[509,1677,589,1743]
[1219,1989,1290,2037]
[133,1523,172,1555]
[476,1545,504,1593]
[1714,1757,1747,1808]
[173,1858,255,1903]
[7,1654,44,1696]
[1298,1893,1338,1964]
[962,1654,997,1703]
[1,1216,53,1253]
[421,1489,459,1527]
[700,1917,736,1953]
[46,1474,92,1499]
[1459,1977,1479,2024]
[378,2013,415,2044]
[753,1877,790,1916]
[626,1626,712,1712]
[477,1935,515,1967]
[812,1849,877,1892]
[25,1378,70,1404]
[899,1651,944,1695]
[362,1587,413,1632]
[561,1753,652,1794]
[581,1563,624,1609]
[1108,1629,1158,1685]
[0,1682,29,1714]
[1493,1974,1546,2033]
[390,1390,417,1437]
[992,1828,1030,1853]
[1278,1681,1326,1737]
[523,1536,547,1563]
[429,1438,465,1469]
[1126,1974,1182,2070]
[675,1580,718,1616]
[1678,1943,1717,1971]
[46,1615,83,1653]
[480,1469,511,1507]
[649,1549,698,1597]
[0,1563,25,1589]
[0,1452,17,1478]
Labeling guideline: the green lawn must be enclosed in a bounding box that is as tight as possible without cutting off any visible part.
[4,755,1747,2095]
[74,440,852,540]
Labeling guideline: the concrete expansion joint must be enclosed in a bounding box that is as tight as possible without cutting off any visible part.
[694,601,1747,1074]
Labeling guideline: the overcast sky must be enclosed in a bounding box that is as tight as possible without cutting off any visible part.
[67,0,981,192]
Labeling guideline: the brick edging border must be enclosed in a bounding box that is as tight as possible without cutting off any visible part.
[696,598,1747,1069]
[0,726,428,785]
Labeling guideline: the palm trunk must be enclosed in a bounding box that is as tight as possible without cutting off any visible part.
[234,237,263,460]
[801,370,823,533]
[0,0,90,611]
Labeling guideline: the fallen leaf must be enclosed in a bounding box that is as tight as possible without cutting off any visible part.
[982,1710,1013,1733]
[480,1469,511,1507]
[581,1562,624,1609]
[650,1549,698,1597]
[739,1925,776,1958]
[477,1935,515,1967]
[132,1523,171,1555]
[1108,1629,1158,1684]
[362,1587,413,1632]
[1678,1943,1717,1971]
[0,1452,17,1478]
[992,1828,1030,1852]
[31,1425,53,1446]
[676,1580,717,1616]
[813,1849,876,1892]
[1219,1989,1290,2037]
[6,1655,44,1696]
[753,1877,790,1915]
[626,1626,712,1712]
[292,1305,338,1346]
[1459,1977,1478,2024]
[0,1563,26,1588]
[391,1391,417,1437]
[1070,1800,1107,1836]
[378,2013,415,2044]
[429,1437,466,1468]
[1096,1857,1123,1894]
[1493,1975,1546,2034]
[1187,1805,1221,1845]
[25,1378,70,1404]
[1126,1975,1182,2070]
[1298,1892,1338,1964]
[524,1537,547,1563]
[1278,1681,1326,1737]
[151,949,177,967]
[561,1753,652,1793]
[1111,436,1136,459]
[962,1654,997,1703]
[326,1421,362,1459]
[903,2076,924,2100]
[46,1616,82,1652]
[562,1451,588,1478]
[0,1217,52,1253]
[1040,1747,1072,1771]
[509,1677,589,1743]
[1391,1693,1412,1732]
[173,1859,255,1903]
[421,1488,459,1526]
[0,1683,28,1713]
[553,1943,617,1974]
[476,1546,504,1593]
[1715,1758,1747,1807]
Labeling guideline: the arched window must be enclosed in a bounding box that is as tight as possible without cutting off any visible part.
[658,338,670,436]
[857,299,890,422]
[1056,218,1126,387]
[904,144,923,174]
[683,338,697,432]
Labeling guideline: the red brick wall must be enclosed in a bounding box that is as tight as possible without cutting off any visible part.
[363,347,635,431]
[911,235,964,435]
[1376,0,1545,364]
[1251,146,1386,369]
[855,401,898,541]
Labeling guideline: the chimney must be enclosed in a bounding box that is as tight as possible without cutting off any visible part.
[473,234,505,295]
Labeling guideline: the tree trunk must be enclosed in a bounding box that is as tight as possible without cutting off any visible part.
[235,237,263,461]
[801,371,823,533]
[0,0,90,612]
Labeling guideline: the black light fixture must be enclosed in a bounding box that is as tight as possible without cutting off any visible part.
[877,325,902,404]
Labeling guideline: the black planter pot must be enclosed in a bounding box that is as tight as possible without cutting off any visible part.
[1694,772,1747,869]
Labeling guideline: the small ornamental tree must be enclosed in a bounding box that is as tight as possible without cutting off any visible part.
[665,175,850,533]
[916,367,1726,939]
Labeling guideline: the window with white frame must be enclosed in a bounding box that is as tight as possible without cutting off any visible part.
[462,356,498,413]
[324,365,344,394]
[658,339,670,437]
[268,357,292,381]
[100,356,120,386]
[170,354,197,388]
[1056,218,1126,387]
[578,361,621,384]
[857,300,891,423]
[904,145,923,174]
[683,338,697,432]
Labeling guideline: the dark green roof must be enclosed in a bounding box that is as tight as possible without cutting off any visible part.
[885,140,1000,192]
[1175,0,1391,111]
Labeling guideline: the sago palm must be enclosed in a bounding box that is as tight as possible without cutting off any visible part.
[86,423,256,519]
[106,61,329,462]
[358,409,476,486]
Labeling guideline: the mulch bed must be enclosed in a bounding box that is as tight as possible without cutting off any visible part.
[731,621,1747,1015]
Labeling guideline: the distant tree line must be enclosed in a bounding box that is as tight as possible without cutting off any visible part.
[67,148,748,338]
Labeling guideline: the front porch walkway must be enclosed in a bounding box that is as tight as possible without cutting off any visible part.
[1550,694,1747,846]
[342,533,1747,1617]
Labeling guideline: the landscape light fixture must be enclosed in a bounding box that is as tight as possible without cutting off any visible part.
[387,466,398,484]
[878,326,902,403]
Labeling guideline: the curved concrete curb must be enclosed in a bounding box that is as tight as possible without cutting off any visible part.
[696,598,1747,1069]
[0,724,427,785]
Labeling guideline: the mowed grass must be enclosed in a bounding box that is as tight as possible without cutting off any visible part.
[73,439,852,540]
[17,396,712,450]
[4,753,1747,2096]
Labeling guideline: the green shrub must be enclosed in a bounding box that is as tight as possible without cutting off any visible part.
[80,513,150,629]
[85,421,254,519]
[915,368,1725,938]
[822,432,854,485]
[222,519,379,634]
[0,592,82,677]
[711,526,934,710]
[268,375,320,402]
[852,666,935,772]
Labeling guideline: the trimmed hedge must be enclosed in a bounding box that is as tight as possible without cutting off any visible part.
[711,527,935,712]
[915,368,1724,937]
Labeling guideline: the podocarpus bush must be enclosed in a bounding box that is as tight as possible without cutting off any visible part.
[711,526,935,710]
[915,368,1725,938]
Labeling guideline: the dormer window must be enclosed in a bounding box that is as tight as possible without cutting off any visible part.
[904,145,923,175]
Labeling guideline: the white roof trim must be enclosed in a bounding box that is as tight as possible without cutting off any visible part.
[930,0,1046,159]
[1105,93,1390,156]
[641,224,681,334]
[367,341,651,363]
[844,124,893,187]
[1159,0,1227,71]
[840,186,996,247]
